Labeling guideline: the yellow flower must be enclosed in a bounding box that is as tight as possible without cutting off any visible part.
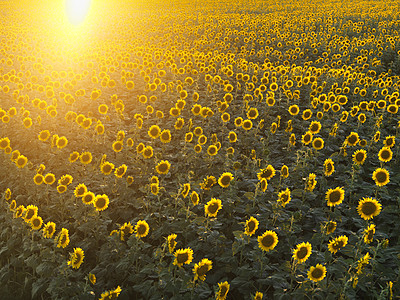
[30,215,43,230]
[173,248,194,267]
[15,155,28,168]
[292,242,312,264]
[200,175,216,190]
[142,146,153,159]
[80,152,92,164]
[68,248,85,269]
[328,235,348,254]
[193,258,212,281]
[363,224,376,244]
[278,188,291,207]
[56,228,70,248]
[352,149,367,165]
[69,151,80,163]
[346,132,359,146]
[244,216,259,236]
[101,161,115,175]
[216,281,230,300]
[156,160,171,175]
[204,198,222,218]
[88,273,96,285]
[309,121,321,134]
[372,168,390,187]
[324,158,335,176]
[160,129,172,143]
[112,141,123,153]
[114,164,127,178]
[312,137,324,150]
[190,191,200,206]
[74,183,87,198]
[257,165,275,181]
[148,125,161,139]
[288,105,299,116]
[254,291,263,300]
[38,130,51,141]
[94,194,109,211]
[306,173,317,191]
[307,264,326,282]
[135,220,149,238]
[23,205,38,223]
[325,187,345,207]
[257,230,278,252]
[43,221,56,238]
[207,145,218,156]
[378,147,392,162]
[325,221,337,235]
[357,197,382,220]
[301,131,313,145]
[218,172,233,188]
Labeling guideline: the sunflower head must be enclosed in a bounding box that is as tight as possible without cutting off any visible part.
[292,242,312,263]
[173,248,194,267]
[204,198,222,218]
[372,168,390,187]
[307,264,327,282]
[357,197,382,220]
[257,230,279,252]
[244,216,259,236]
[135,220,149,238]
[325,187,345,207]
[193,258,213,281]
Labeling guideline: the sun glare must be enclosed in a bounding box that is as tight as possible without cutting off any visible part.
[65,0,92,25]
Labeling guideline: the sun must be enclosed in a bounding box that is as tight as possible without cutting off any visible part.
[65,0,92,25]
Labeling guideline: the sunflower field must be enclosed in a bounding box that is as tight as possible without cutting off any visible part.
[0,0,399,299]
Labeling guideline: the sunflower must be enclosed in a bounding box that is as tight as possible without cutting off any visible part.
[69,151,80,163]
[256,230,278,253]
[301,131,313,145]
[257,165,276,181]
[306,173,317,191]
[80,152,92,164]
[190,191,200,205]
[357,197,382,220]
[57,185,67,194]
[205,198,222,218]
[112,141,123,153]
[43,221,56,238]
[312,137,324,150]
[307,264,327,282]
[56,228,70,248]
[30,215,43,230]
[174,118,184,129]
[180,183,190,198]
[119,222,134,241]
[288,104,299,116]
[23,204,38,223]
[289,133,296,146]
[328,235,348,254]
[173,248,194,267]
[253,291,263,300]
[136,143,145,153]
[167,234,177,253]
[89,273,96,285]
[38,130,51,141]
[81,191,95,205]
[58,174,73,186]
[280,165,289,178]
[148,125,161,139]
[378,147,392,162]
[74,183,87,198]
[292,242,312,263]
[325,187,345,207]
[135,220,149,238]
[193,258,213,281]
[218,172,233,188]
[244,216,259,236]
[156,160,171,175]
[142,146,153,159]
[247,107,259,120]
[200,175,216,190]
[242,119,253,130]
[14,205,25,218]
[372,168,390,187]
[159,129,172,143]
[207,145,218,156]
[15,155,28,168]
[56,136,68,149]
[325,221,337,235]
[356,252,371,275]
[115,164,127,178]
[68,248,85,269]
[346,132,359,146]
[363,224,376,244]
[259,178,268,192]
[352,149,367,165]
[9,200,16,211]
[101,161,115,175]
[324,158,335,176]
[150,183,159,195]
[198,134,207,145]
[94,194,109,211]
[383,136,395,148]
[276,188,291,207]
[234,117,243,127]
